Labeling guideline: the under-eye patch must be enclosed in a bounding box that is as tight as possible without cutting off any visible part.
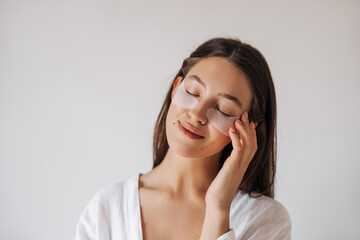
[172,79,199,109]
[172,80,238,136]
[206,108,237,136]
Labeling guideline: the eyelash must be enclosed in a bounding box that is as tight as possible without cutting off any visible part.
[186,90,199,97]
[186,90,232,117]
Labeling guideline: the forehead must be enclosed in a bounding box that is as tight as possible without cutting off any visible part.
[186,57,253,109]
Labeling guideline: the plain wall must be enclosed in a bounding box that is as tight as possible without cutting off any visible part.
[1,0,359,239]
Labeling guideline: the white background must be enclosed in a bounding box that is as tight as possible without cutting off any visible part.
[1,1,359,239]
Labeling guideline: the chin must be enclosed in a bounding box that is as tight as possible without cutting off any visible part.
[167,136,223,159]
[166,134,200,156]
[171,145,206,158]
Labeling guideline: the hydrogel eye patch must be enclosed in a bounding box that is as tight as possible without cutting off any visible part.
[172,79,199,109]
[207,108,237,136]
[172,80,238,136]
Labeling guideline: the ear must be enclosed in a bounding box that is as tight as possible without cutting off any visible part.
[171,76,183,99]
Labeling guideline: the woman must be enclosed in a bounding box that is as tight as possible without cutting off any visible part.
[74,37,292,240]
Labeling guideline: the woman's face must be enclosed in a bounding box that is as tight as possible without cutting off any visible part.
[166,56,253,158]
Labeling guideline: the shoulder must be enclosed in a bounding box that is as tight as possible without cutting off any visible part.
[86,174,139,208]
[230,191,292,239]
[74,174,140,239]
[230,191,291,223]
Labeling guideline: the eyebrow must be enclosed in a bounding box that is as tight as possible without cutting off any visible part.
[188,74,243,108]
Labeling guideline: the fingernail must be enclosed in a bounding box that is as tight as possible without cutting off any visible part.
[245,111,248,118]
[230,127,236,133]
[236,119,242,125]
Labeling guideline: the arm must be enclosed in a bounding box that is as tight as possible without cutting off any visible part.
[74,192,111,240]
[200,111,257,240]
[199,207,230,240]
[200,199,292,240]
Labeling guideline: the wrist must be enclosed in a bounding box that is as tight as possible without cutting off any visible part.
[205,205,230,219]
[205,198,231,214]
[199,207,230,240]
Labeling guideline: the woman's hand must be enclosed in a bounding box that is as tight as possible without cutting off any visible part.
[205,110,258,211]
[199,111,258,239]
[199,110,258,239]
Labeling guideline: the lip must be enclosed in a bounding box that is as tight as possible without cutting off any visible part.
[178,121,205,139]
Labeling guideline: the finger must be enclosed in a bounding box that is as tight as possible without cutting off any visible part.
[228,127,243,161]
[229,124,251,172]
[235,118,255,161]
[241,111,250,127]
[241,111,256,143]
[249,122,258,154]
[228,127,241,151]
[235,118,250,146]
[238,111,251,140]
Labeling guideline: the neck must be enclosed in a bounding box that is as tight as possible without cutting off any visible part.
[149,148,222,201]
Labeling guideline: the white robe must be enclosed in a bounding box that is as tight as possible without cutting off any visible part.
[74,173,291,240]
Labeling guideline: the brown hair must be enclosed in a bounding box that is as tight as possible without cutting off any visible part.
[152,37,277,198]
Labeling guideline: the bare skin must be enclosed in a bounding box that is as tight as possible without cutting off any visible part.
[139,57,257,240]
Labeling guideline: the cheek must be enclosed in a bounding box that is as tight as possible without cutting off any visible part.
[166,105,177,128]
[166,104,186,135]
[167,103,185,120]
[208,125,231,148]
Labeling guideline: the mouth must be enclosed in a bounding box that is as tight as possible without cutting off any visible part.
[178,121,205,139]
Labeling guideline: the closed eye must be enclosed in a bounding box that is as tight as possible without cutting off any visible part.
[185,90,199,97]
[216,105,232,117]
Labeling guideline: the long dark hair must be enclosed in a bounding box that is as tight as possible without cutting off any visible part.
[152,37,277,198]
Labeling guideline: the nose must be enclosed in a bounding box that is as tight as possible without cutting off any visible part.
[187,100,208,125]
